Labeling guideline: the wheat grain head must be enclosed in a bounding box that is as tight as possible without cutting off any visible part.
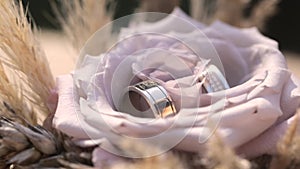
[0,0,54,124]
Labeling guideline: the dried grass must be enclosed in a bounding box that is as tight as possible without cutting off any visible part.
[0,62,36,124]
[190,0,280,30]
[0,117,95,168]
[111,152,185,169]
[138,0,179,14]
[52,0,114,61]
[109,132,252,169]
[0,0,54,124]
[215,0,249,27]
[110,140,187,169]
[246,0,280,30]
[204,134,251,169]
[189,0,217,24]
[270,112,300,169]
[190,0,247,25]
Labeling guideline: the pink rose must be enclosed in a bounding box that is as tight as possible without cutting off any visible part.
[52,8,300,167]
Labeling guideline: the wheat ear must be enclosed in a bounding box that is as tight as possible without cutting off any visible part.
[0,0,54,124]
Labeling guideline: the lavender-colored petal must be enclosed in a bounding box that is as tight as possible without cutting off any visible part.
[237,114,300,158]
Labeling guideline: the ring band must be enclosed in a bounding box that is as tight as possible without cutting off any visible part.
[118,80,177,118]
[195,65,230,93]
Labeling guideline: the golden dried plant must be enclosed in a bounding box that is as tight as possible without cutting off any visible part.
[247,0,280,30]
[205,133,251,169]
[270,112,300,169]
[0,117,94,169]
[190,0,212,23]
[190,0,280,30]
[0,0,54,124]
[190,0,247,25]
[109,140,187,169]
[138,0,180,14]
[52,0,114,61]
[111,152,186,169]
[0,63,26,121]
[215,0,249,27]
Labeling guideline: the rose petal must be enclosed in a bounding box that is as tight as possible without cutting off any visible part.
[210,21,278,48]
[53,74,103,139]
[237,114,300,158]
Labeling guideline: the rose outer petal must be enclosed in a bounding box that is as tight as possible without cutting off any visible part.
[237,113,300,158]
[53,74,104,139]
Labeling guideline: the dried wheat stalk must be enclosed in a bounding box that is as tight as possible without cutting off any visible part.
[138,0,179,14]
[190,0,217,24]
[0,0,54,124]
[215,0,249,27]
[112,153,185,169]
[110,140,187,169]
[52,0,114,61]
[0,116,93,169]
[191,0,280,30]
[205,134,251,169]
[247,0,280,30]
[0,62,34,124]
[270,112,300,169]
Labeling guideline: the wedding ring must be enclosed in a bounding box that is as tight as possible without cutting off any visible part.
[118,80,177,118]
[196,65,230,93]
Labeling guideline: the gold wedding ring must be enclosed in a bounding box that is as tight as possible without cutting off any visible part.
[118,80,177,118]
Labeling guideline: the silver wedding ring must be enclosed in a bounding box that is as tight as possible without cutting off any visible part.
[194,65,230,93]
[118,80,177,118]
[118,65,228,118]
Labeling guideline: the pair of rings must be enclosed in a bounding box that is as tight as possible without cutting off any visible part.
[117,65,229,119]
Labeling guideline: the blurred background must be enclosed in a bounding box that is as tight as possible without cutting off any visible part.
[21,0,300,77]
